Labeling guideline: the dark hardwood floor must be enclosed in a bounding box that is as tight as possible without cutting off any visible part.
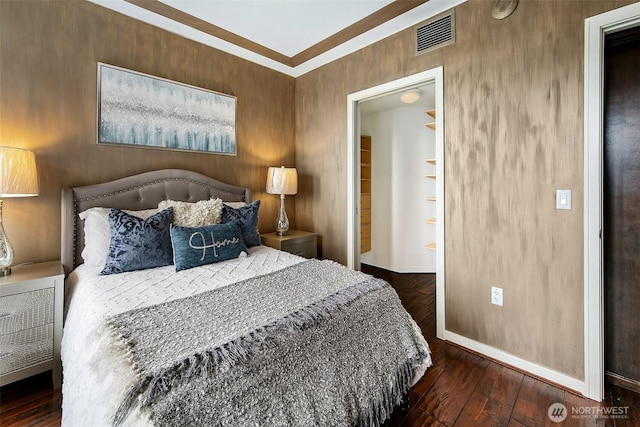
[0,372,62,426]
[1,265,638,426]
[361,264,640,427]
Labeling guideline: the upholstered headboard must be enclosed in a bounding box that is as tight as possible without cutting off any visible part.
[61,169,251,275]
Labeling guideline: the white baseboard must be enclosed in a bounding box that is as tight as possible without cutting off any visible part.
[442,330,587,397]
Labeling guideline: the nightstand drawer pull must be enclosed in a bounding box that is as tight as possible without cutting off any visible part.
[0,324,54,375]
[0,289,54,335]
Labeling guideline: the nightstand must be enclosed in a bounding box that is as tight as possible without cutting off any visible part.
[261,230,318,258]
[0,261,64,388]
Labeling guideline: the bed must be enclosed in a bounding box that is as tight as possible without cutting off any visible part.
[60,169,431,426]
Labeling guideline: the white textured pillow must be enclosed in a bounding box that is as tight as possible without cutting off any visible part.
[157,198,223,227]
[79,207,160,268]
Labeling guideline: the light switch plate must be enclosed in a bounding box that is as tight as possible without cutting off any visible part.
[556,190,571,210]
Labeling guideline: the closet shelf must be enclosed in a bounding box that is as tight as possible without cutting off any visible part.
[360,135,372,254]
[425,109,437,255]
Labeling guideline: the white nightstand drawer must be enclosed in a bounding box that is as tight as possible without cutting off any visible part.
[0,261,64,387]
[0,288,54,335]
[0,323,53,375]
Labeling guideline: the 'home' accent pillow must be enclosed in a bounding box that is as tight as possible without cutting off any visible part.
[101,207,174,275]
[170,221,248,272]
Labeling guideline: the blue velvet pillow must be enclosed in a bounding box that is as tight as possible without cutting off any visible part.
[101,207,174,275]
[221,200,261,246]
[170,221,248,272]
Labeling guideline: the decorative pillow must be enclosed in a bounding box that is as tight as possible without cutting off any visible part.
[170,221,248,272]
[79,207,161,268]
[100,208,174,275]
[158,199,222,227]
[223,201,247,209]
[221,200,261,247]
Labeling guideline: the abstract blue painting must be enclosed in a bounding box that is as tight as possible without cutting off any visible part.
[98,63,236,155]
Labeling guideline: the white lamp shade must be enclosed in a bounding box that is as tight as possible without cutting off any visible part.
[266,166,297,195]
[0,147,39,197]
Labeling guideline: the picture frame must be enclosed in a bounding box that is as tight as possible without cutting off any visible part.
[97,63,237,156]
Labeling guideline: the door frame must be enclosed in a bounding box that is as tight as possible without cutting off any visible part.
[584,1,640,402]
[346,66,445,337]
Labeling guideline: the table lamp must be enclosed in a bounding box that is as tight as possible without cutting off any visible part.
[266,166,297,236]
[0,147,39,276]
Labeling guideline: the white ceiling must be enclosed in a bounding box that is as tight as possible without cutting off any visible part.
[88,0,465,77]
[165,0,394,58]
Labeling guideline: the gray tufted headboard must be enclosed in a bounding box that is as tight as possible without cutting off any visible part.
[61,169,251,275]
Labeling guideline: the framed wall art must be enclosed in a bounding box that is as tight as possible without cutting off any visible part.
[97,63,237,155]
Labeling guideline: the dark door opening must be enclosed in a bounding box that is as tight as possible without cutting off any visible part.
[603,25,640,393]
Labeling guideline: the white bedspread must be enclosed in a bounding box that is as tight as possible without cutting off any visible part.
[61,246,304,426]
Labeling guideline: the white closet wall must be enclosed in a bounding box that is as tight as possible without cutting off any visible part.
[361,106,436,273]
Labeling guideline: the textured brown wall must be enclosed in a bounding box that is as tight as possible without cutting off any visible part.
[294,0,635,379]
[0,0,295,265]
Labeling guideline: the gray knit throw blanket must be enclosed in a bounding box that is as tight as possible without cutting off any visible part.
[105,259,431,426]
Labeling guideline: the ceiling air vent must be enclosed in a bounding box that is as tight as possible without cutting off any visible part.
[415,10,455,56]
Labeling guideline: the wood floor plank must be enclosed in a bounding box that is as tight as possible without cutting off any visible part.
[455,361,524,427]
[510,376,565,427]
[562,390,615,426]
[409,340,458,406]
[609,384,640,427]
[417,348,490,425]
[0,372,60,427]
[401,407,446,426]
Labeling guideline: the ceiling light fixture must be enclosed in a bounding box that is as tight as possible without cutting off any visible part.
[400,90,421,104]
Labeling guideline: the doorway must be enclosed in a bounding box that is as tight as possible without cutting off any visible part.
[359,83,436,273]
[603,26,640,393]
[584,1,640,401]
[346,66,445,338]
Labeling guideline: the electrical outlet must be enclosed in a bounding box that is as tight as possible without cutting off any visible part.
[491,286,503,306]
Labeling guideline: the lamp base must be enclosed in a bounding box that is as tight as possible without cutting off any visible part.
[0,200,14,277]
[275,194,290,237]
